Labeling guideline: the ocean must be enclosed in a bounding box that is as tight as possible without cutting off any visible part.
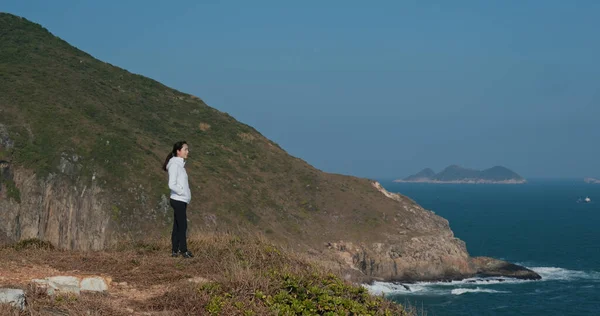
[365,179,600,315]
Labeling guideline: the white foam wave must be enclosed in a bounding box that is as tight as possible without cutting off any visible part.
[363,266,600,296]
[414,276,527,286]
[451,287,509,295]
[364,279,515,296]
[529,267,600,281]
[365,282,410,296]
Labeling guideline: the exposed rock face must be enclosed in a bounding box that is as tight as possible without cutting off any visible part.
[322,183,476,282]
[327,237,474,282]
[1,123,112,250]
[0,289,25,310]
[0,124,13,149]
[31,275,110,295]
[326,245,541,282]
[0,166,110,250]
[80,277,110,292]
[470,257,541,280]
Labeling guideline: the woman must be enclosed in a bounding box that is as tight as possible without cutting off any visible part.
[162,141,193,258]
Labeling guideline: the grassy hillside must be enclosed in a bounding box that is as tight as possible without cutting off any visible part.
[0,12,285,199]
[0,12,423,248]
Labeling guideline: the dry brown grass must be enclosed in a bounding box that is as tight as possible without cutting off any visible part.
[237,132,256,142]
[198,122,211,131]
[0,234,413,315]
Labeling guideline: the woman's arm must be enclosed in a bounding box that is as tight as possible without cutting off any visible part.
[168,163,185,195]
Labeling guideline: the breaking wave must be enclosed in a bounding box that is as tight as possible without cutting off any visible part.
[364,265,599,296]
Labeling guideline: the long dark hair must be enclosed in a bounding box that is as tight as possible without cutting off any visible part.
[162,141,187,171]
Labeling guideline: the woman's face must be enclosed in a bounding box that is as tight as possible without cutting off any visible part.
[177,144,189,159]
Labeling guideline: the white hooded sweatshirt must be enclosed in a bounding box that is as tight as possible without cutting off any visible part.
[167,157,191,203]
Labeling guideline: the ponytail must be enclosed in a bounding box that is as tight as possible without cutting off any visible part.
[162,152,175,171]
[162,141,187,171]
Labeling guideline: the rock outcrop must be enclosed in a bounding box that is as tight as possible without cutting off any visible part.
[327,237,474,283]
[470,257,541,280]
[0,289,25,310]
[31,276,111,295]
[334,183,475,282]
[0,166,111,250]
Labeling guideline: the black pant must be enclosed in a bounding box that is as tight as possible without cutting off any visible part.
[170,199,188,253]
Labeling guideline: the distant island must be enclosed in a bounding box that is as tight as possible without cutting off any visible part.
[395,165,526,184]
[584,178,600,184]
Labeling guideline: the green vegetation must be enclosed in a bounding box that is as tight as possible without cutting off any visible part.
[198,271,406,315]
[0,177,21,203]
[4,179,20,203]
[254,272,406,315]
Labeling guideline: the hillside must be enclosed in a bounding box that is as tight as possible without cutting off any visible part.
[397,165,526,184]
[403,168,435,181]
[0,13,539,284]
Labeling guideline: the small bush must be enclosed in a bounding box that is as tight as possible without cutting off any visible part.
[13,238,54,251]
[258,272,407,315]
[133,241,161,253]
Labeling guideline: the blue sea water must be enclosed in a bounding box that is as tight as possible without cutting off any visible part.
[367,179,600,315]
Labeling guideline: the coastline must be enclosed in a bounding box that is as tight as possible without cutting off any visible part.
[393,179,527,184]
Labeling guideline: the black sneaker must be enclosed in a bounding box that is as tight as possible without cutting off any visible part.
[181,251,194,258]
[171,251,179,257]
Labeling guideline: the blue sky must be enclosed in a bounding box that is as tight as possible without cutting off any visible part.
[3,1,599,178]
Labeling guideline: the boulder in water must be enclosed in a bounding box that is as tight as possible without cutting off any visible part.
[470,257,541,280]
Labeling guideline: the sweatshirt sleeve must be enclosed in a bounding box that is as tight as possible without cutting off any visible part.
[168,163,185,195]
